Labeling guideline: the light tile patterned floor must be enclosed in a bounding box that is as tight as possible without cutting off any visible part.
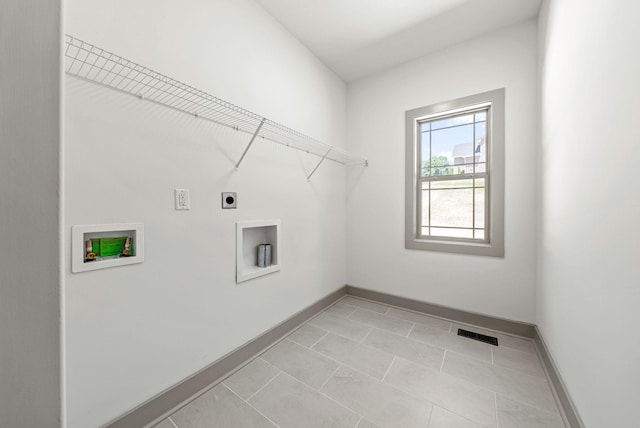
[154,296,567,428]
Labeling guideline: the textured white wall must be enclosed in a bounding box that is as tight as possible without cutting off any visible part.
[346,21,539,323]
[0,1,63,426]
[537,0,640,426]
[64,1,348,427]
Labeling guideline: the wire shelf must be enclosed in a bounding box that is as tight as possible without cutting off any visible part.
[64,34,368,174]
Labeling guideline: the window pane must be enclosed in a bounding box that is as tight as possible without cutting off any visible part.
[420,187,430,227]
[475,163,486,173]
[475,229,485,240]
[475,122,486,140]
[430,188,473,228]
[430,124,473,176]
[474,122,486,169]
[475,111,487,122]
[474,187,485,229]
[420,131,430,176]
[430,227,473,239]
[431,113,474,130]
[420,178,485,239]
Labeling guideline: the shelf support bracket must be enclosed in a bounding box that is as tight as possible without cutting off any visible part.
[307,147,332,181]
[236,118,266,168]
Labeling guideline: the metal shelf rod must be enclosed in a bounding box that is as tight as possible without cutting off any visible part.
[307,147,332,181]
[236,118,266,168]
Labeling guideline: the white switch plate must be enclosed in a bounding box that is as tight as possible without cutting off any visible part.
[175,189,190,210]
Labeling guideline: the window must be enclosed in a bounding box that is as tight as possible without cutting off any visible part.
[405,89,504,256]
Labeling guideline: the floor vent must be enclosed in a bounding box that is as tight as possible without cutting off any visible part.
[457,328,499,346]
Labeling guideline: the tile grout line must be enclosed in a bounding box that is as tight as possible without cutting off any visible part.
[288,331,396,382]
[425,405,434,428]
[344,303,358,319]
[333,297,358,312]
[494,392,500,428]
[339,309,398,334]
[308,331,330,349]
[446,360,563,418]
[222,383,283,428]
[439,350,447,373]
[301,339,360,368]
[244,368,283,403]
[257,356,288,374]
[411,328,500,366]
[382,307,454,333]
[334,361,458,423]
[355,415,363,428]
[443,350,561,411]
[319,364,343,391]
[381,356,396,382]
[342,296,390,313]
[317,386,368,422]
[317,388,366,422]
[287,337,314,349]
[314,365,369,420]
[167,416,179,428]
[359,326,374,343]
[405,322,416,338]
[354,318,415,337]
[365,297,464,327]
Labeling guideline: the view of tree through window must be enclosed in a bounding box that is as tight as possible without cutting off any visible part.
[418,108,489,241]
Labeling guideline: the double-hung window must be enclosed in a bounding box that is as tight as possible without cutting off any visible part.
[405,89,505,256]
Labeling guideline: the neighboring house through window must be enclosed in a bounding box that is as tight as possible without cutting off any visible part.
[405,89,505,256]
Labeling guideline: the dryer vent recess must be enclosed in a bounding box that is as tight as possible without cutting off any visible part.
[222,192,237,209]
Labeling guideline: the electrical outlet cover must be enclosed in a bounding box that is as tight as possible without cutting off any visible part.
[175,189,190,210]
[222,192,237,209]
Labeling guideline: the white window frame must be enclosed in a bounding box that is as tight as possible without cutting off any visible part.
[405,89,505,257]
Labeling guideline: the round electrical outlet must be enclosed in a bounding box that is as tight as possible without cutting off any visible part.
[222,192,237,209]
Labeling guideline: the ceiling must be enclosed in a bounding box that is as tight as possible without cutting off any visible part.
[254,0,542,82]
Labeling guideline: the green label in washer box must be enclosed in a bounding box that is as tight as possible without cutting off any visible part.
[97,237,127,257]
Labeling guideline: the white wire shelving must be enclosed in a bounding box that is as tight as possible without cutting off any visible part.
[64,35,368,180]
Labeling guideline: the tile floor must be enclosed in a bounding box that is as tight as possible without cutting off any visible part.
[154,296,567,428]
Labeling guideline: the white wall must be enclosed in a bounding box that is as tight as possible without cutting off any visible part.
[537,0,640,426]
[0,1,63,426]
[347,21,539,323]
[64,1,348,427]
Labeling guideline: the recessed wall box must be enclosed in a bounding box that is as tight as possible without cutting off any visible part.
[72,223,144,273]
[222,192,237,209]
[236,219,280,283]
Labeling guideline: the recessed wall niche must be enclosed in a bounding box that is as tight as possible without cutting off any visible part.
[71,223,144,273]
[236,219,280,283]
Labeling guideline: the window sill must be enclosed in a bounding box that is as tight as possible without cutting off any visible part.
[405,236,504,257]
